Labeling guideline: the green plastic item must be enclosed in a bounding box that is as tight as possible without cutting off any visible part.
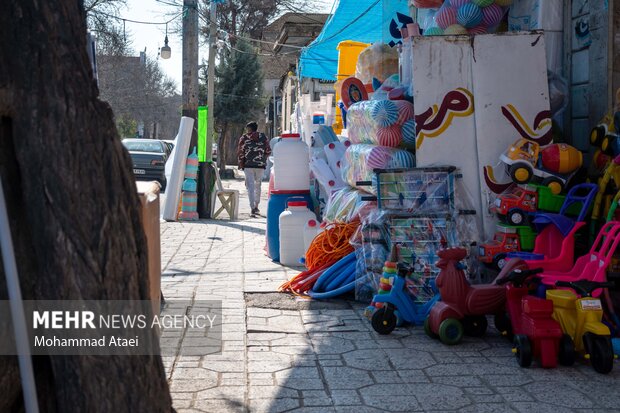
[534,185,584,216]
[197,106,208,162]
[497,223,536,251]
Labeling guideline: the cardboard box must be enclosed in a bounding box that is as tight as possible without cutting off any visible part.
[136,181,161,317]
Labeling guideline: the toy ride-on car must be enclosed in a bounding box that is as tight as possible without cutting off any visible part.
[425,248,512,345]
[495,266,575,368]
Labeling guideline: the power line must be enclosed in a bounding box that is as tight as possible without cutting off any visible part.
[89,9,182,25]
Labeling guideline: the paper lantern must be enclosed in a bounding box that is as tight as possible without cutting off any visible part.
[444,24,468,35]
[457,3,483,28]
[482,3,504,27]
[435,6,457,30]
[370,100,399,127]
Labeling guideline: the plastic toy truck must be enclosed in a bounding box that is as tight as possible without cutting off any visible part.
[499,139,582,195]
[478,226,522,271]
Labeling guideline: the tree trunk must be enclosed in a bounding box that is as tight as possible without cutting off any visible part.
[0,1,173,412]
[226,125,241,166]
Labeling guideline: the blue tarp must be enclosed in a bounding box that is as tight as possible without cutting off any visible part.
[299,0,411,81]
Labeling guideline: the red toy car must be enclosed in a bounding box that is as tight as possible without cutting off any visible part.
[425,248,508,345]
[491,185,538,226]
[479,227,521,271]
[495,265,575,368]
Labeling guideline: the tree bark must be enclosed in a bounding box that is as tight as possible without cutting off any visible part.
[219,122,229,175]
[0,1,174,412]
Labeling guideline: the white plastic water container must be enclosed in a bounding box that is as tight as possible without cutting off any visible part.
[303,219,325,255]
[279,201,316,266]
[273,133,310,191]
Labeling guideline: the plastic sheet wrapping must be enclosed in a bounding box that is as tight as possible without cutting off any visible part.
[352,166,482,301]
[341,144,415,193]
[353,210,457,303]
[355,43,399,86]
[412,0,443,8]
[322,186,376,223]
[548,70,569,117]
[424,0,509,36]
[347,100,416,148]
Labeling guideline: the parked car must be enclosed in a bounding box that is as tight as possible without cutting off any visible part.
[122,139,168,191]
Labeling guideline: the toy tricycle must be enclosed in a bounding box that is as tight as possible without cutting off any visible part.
[547,279,617,374]
[370,262,440,335]
[496,266,575,368]
[425,248,507,345]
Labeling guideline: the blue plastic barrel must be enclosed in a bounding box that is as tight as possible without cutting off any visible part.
[267,190,313,262]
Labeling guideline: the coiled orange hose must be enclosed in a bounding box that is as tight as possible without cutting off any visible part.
[305,222,359,271]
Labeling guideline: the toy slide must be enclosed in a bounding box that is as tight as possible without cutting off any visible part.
[162,117,194,221]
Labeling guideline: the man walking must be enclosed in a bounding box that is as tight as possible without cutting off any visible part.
[237,121,271,216]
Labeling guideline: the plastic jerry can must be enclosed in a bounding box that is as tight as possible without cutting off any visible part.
[273,133,310,191]
[303,219,325,255]
[279,201,316,266]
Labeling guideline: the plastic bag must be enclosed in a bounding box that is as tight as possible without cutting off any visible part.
[413,0,444,8]
[347,100,416,148]
[548,70,568,117]
[355,43,399,86]
[425,0,509,36]
[340,144,415,193]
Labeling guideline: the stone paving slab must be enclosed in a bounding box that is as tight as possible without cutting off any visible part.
[161,178,620,412]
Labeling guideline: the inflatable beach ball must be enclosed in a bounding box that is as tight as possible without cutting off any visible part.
[402,120,417,146]
[449,0,470,8]
[472,0,494,6]
[425,27,445,36]
[444,24,468,35]
[388,150,415,169]
[468,24,488,35]
[457,3,483,28]
[435,6,457,30]
[394,100,414,125]
[377,125,403,148]
[370,100,399,128]
[482,3,504,27]
[367,146,392,169]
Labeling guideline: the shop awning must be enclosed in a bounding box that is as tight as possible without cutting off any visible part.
[299,0,410,81]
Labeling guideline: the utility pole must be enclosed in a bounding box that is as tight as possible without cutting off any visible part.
[182,0,199,152]
[206,1,217,162]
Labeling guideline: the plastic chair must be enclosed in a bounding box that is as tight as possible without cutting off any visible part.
[212,164,239,220]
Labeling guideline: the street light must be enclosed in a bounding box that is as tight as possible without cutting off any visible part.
[160,24,171,59]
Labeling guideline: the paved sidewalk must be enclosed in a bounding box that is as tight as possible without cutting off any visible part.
[161,177,620,413]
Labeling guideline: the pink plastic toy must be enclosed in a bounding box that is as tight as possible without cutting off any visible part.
[536,221,620,296]
[507,183,598,272]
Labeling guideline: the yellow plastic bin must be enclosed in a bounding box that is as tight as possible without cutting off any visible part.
[334,40,369,134]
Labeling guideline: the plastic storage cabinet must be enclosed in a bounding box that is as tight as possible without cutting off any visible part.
[279,201,317,266]
[273,133,310,191]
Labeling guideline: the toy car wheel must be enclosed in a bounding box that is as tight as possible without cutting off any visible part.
[438,318,464,345]
[509,163,533,184]
[558,334,576,366]
[514,334,532,367]
[585,333,614,374]
[492,253,508,271]
[494,312,513,339]
[541,177,564,196]
[507,209,525,226]
[371,305,397,335]
[463,315,488,337]
[601,135,617,156]
[424,317,438,339]
[590,125,606,146]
